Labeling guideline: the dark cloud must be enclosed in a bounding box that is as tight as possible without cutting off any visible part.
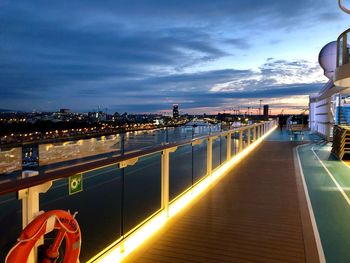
[9,0,334,29]
[0,1,337,112]
[225,38,251,50]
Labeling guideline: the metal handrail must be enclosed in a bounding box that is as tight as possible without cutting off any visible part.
[337,28,350,67]
[0,120,276,263]
[338,0,350,14]
[337,28,350,43]
[0,122,268,196]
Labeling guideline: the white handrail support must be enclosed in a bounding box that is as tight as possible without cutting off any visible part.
[18,170,52,263]
[161,147,177,216]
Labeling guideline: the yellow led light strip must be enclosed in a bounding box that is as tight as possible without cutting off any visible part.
[89,124,277,263]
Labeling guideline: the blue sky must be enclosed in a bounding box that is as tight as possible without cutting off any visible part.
[0,0,348,114]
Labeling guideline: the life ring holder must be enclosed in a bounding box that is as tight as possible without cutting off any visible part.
[5,210,81,263]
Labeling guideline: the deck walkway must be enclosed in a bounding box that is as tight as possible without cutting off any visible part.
[125,137,320,262]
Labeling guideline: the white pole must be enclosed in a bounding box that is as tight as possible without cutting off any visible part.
[18,171,52,263]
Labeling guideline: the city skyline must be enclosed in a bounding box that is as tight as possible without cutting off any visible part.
[1,1,348,114]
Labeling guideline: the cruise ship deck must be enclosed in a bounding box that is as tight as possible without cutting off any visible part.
[4,123,350,262]
[124,130,320,263]
[3,1,350,263]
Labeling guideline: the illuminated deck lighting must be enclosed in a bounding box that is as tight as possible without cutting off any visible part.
[89,125,277,263]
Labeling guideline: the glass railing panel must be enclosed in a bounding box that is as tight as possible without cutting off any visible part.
[123,152,161,234]
[212,137,221,170]
[39,134,121,167]
[124,124,222,149]
[0,192,22,262]
[346,32,350,65]
[157,128,170,144]
[193,140,207,183]
[192,125,211,138]
[183,126,195,140]
[0,147,22,175]
[167,126,193,143]
[169,144,192,201]
[339,36,344,66]
[251,127,258,141]
[164,127,175,143]
[124,130,161,153]
[40,164,122,262]
[209,125,217,134]
[242,130,248,149]
[250,128,254,144]
[166,127,181,143]
[220,135,227,164]
[22,144,39,169]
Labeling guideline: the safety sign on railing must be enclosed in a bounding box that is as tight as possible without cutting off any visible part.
[69,173,83,195]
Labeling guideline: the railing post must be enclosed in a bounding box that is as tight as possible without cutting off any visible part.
[263,122,266,135]
[247,128,251,145]
[226,132,231,160]
[207,137,213,175]
[253,125,256,142]
[239,130,243,152]
[161,150,170,216]
[18,170,52,263]
[161,147,176,216]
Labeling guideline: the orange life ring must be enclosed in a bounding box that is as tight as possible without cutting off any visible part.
[5,210,81,263]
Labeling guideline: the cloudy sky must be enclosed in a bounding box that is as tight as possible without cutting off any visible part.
[0,0,348,114]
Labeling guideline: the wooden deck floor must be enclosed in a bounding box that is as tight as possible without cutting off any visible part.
[125,141,320,263]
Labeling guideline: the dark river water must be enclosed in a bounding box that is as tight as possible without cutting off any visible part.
[0,123,245,262]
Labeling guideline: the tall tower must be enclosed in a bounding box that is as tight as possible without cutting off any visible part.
[263,105,269,120]
[173,104,179,119]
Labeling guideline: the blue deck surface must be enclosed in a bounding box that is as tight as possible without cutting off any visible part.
[297,142,350,262]
[266,128,322,142]
[265,129,350,261]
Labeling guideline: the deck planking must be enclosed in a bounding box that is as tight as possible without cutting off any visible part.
[125,141,319,263]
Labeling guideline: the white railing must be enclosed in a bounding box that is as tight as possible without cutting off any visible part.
[0,120,277,263]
